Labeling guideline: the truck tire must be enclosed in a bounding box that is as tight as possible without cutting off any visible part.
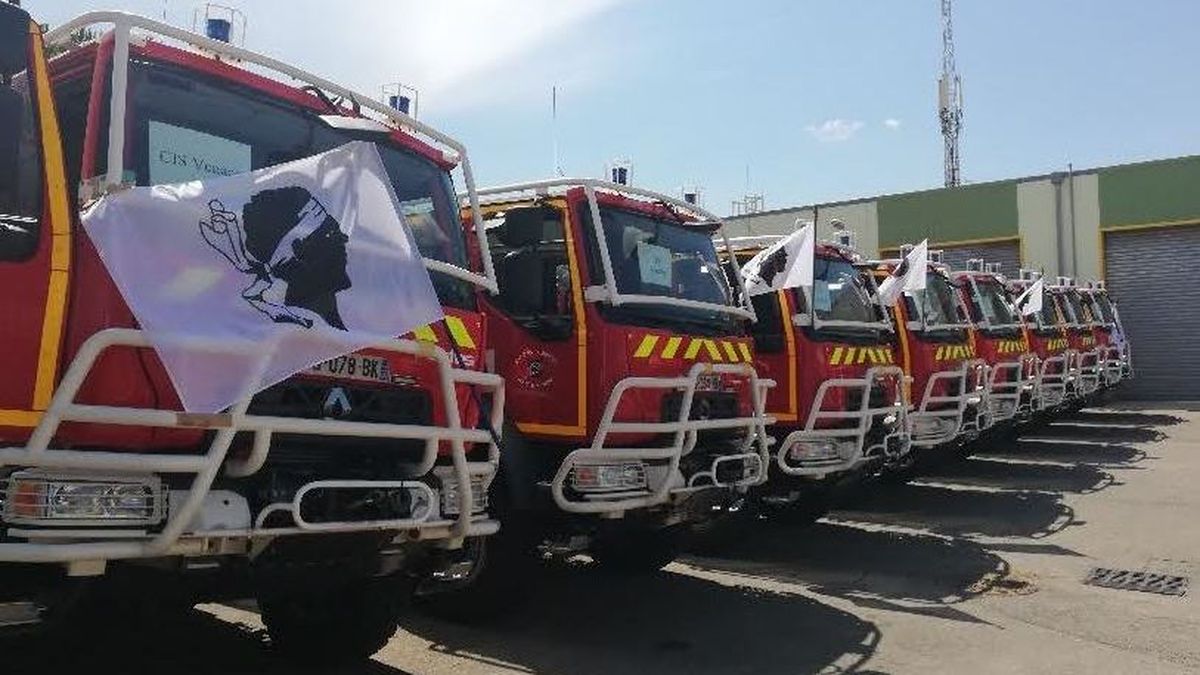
[590,527,682,574]
[414,533,534,624]
[260,575,404,664]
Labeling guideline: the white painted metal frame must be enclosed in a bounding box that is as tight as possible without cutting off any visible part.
[549,362,775,515]
[1036,351,1074,411]
[908,358,989,448]
[984,353,1038,424]
[476,178,756,321]
[0,329,504,563]
[776,365,911,476]
[44,12,498,294]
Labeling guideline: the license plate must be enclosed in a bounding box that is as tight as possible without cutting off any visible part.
[310,354,392,383]
[695,373,723,392]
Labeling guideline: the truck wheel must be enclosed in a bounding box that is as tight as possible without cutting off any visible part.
[413,534,534,624]
[590,527,682,574]
[260,575,405,664]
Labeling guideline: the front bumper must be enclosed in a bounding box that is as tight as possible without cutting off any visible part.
[909,359,989,448]
[0,329,504,565]
[549,362,775,517]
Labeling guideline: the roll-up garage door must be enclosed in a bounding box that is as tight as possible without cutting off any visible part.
[880,239,1021,275]
[1103,224,1200,400]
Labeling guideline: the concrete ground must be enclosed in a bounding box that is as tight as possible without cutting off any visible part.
[8,403,1199,674]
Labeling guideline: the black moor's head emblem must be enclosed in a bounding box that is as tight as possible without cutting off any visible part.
[754,246,790,288]
[200,187,350,330]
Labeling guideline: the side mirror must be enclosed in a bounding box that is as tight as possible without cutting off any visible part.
[0,4,29,80]
[553,263,571,315]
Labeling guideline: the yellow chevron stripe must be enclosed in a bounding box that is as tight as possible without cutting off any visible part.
[444,316,476,349]
[684,338,703,360]
[633,335,659,358]
[703,339,723,361]
[661,336,683,359]
[413,325,438,342]
[738,342,753,362]
[829,346,844,366]
[721,340,739,362]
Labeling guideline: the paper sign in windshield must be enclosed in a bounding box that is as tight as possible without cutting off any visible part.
[149,120,251,185]
[637,242,672,288]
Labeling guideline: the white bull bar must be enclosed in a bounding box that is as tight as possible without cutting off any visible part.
[776,365,910,477]
[1035,351,1074,410]
[1074,347,1104,397]
[0,329,504,564]
[985,354,1038,424]
[1098,343,1126,386]
[549,363,774,516]
[909,359,989,448]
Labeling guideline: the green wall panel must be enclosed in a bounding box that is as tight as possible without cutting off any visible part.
[876,181,1018,248]
[1099,156,1200,227]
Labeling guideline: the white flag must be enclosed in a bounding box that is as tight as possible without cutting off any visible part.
[878,239,928,306]
[82,141,444,413]
[740,220,815,297]
[1015,278,1044,316]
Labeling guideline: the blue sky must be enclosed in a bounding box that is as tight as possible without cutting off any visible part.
[34,1,1200,214]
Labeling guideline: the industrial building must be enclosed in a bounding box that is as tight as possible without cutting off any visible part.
[726,153,1200,400]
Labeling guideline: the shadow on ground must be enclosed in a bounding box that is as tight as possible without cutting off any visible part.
[402,561,881,675]
[976,438,1146,467]
[1064,410,1186,427]
[1,607,407,675]
[1023,422,1166,444]
[831,480,1076,540]
[684,519,1006,626]
[918,456,1116,494]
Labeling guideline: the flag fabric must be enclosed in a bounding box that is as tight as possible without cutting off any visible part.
[740,220,815,297]
[1015,278,1045,316]
[81,141,444,413]
[878,239,928,306]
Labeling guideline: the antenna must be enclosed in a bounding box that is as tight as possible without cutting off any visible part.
[552,85,564,176]
[938,0,963,187]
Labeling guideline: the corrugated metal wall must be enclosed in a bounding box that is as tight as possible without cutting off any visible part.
[1103,224,1200,400]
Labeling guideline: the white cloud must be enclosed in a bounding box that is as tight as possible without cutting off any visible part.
[884,118,902,129]
[805,119,865,143]
[279,0,631,113]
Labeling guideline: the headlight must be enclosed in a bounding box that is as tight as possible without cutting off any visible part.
[570,463,648,493]
[3,471,163,526]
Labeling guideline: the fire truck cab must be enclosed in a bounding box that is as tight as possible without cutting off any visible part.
[1080,281,1132,386]
[1,10,503,662]
[1048,277,1104,403]
[470,178,772,574]
[1007,270,1074,412]
[951,260,1038,427]
[871,249,989,451]
[731,234,908,515]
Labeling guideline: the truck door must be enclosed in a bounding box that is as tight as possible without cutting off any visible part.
[0,10,72,433]
[485,203,587,437]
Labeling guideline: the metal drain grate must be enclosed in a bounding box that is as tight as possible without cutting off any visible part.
[1084,567,1188,596]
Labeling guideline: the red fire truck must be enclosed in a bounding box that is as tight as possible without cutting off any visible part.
[870,249,988,454]
[730,235,908,518]
[1048,277,1104,404]
[1007,270,1074,413]
[436,178,772,593]
[1080,281,1132,386]
[1,10,503,661]
[951,261,1038,428]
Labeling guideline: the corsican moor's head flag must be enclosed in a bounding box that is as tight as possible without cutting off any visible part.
[1015,277,1044,316]
[740,220,815,297]
[878,239,928,307]
[82,141,444,413]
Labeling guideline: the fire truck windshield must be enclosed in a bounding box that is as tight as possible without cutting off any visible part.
[118,57,473,308]
[1064,290,1093,326]
[973,277,1020,327]
[1091,292,1117,324]
[589,205,738,333]
[920,272,965,328]
[811,257,883,326]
